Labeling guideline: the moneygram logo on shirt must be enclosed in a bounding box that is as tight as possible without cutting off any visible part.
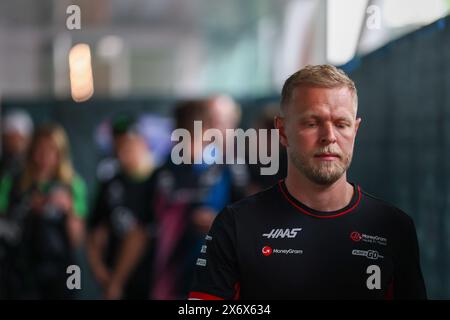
[350,231,387,246]
[261,246,303,256]
[262,228,302,239]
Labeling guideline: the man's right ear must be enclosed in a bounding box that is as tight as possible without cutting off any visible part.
[274,116,289,147]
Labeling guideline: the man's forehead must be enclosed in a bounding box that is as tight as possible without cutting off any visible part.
[116,132,141,143]
[289,85,356,115]
[292,85,353,101]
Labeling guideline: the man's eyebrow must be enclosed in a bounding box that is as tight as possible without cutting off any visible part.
[334,116,352,122]
[298,114,354,122]
[299,113,321,120]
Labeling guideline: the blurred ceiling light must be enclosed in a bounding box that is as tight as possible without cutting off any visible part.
[96,35,124,60]
[383,0,448,28]
[69,43,94,102]
[327,0,369,65]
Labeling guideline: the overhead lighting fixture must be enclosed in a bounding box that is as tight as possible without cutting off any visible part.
[69,43,94,102]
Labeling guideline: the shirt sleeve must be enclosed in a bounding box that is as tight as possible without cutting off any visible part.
[393,213,427,299]
[189,206,240,300]
[0,174,13,214]
[71,174,88,219]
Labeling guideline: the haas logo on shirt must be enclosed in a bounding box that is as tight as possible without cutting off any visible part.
[262,228,302,239]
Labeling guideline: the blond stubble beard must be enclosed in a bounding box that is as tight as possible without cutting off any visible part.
[289,147,352,185]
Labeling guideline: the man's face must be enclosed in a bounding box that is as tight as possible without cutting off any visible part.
[276,85,361,185]
[115,134,148,173]
[209,97,239,133]
[2,131,29,156]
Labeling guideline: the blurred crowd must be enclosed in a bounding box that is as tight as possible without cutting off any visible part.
[0,96,286,300]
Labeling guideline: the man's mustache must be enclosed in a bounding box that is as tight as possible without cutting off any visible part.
[313,148,342,159]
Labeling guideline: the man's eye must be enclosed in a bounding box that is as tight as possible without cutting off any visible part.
[306,122,317,127]
[336,123,349,128]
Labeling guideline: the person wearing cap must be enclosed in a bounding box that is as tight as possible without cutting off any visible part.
[87,115,157,300]
[0,109,34,298]
[0,109,34,178]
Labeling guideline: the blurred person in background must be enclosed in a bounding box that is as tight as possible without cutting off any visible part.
[150,99,248,300]
[200,95,250,264]
[87,115,156,300]
[207,95,241,140]
[0,109,34,298]
[247,104,287,195]
[0,109,34,178]
[205,95,249,197]
[0,123,87,299]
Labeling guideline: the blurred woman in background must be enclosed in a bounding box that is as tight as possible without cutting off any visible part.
[0,123,87,299]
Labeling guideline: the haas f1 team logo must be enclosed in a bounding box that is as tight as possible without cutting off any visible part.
[263,228,302,239]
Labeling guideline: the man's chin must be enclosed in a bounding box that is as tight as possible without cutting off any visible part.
[307,176,342,186]
[305,167,345,186]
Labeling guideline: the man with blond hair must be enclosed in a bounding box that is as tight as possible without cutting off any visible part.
[189,65,427,300]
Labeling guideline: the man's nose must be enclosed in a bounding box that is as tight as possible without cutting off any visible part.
[320,123,337,144]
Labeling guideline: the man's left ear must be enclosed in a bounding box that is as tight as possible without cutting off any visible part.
[355,117,362,133]
[275,116,289,147]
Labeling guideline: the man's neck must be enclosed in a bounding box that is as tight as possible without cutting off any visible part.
[284,168,354,212]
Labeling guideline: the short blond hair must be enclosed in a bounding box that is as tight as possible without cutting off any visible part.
[281,64,357,112]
